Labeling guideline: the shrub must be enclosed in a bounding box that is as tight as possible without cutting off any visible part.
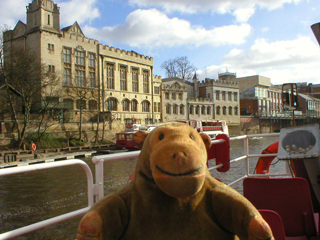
[70,138,85,147]
[25,132,68,149]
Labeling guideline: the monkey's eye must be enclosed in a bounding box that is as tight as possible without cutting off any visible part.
[189,134,195,140]
[159,134,164,140]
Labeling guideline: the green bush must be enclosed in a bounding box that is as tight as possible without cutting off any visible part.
[25,132,68,149]
[70,138,85,147]
[93,139,113,146]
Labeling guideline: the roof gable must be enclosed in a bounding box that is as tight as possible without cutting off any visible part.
[61,21,84,37]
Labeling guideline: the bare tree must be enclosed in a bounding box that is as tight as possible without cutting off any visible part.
[66,85,95,141]
[161,56,196,80]
[0,25,10,70]
[35,86,61,142]
[161,59,177,78]
[2,46,59,149]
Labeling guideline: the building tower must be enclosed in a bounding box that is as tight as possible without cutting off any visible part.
[193,72,199,98]
[26,0,60,34]
[218,68,236,81]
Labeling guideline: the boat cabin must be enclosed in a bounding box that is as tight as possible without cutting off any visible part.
[115,131,137,150]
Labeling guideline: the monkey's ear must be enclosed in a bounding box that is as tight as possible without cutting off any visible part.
[133,130,149,149]
[199,133,212,151]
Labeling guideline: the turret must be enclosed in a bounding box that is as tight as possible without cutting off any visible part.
[193,72,199,98]
[26,0,60,34]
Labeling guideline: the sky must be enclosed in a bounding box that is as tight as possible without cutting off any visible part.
[1,0,320,85]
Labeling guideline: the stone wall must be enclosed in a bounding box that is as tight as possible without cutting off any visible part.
[0,120,126,149]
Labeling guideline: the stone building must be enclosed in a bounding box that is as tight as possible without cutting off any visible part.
[3,0,160,125]
[161,77,191,122]
[198,71,240,125]
[162,73,241,125]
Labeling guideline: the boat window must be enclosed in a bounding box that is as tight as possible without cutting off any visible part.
[117,134,125,140]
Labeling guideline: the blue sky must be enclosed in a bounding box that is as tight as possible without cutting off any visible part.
[1,0,320,84]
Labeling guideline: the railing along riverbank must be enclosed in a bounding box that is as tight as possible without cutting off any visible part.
[0,133,289,239]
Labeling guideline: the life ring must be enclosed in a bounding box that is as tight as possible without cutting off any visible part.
[31,143,37,151]
[255,141,279,174]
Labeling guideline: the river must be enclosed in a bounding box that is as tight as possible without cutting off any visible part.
[0,136,282,239]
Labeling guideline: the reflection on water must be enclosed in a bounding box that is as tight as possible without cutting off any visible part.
[0,137,282,239]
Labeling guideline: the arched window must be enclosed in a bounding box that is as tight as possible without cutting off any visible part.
[216,106,221,115]
[173,104,178,114]
[142,100,150,112]
[223,106,227,115]
[89,100,97,110]
[180,105,184,115]
[63,98,74,110]
[166,104,171,114]
[122,99,130,111]
[106,98,117,111]
[131,99,138,112]
[234,106,239,115]
[189,105,194,114]
[229,106,233,115]
[196,106,200,115]
[201,106,206,115]
[76,99,86,110]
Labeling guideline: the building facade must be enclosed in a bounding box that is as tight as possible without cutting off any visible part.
[298,93,320,118]
[198,78,240,125]
[162,73,241,125]
[237,75,281,116]
[3,0,160,125]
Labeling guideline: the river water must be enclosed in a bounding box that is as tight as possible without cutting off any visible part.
[0,136,283,239]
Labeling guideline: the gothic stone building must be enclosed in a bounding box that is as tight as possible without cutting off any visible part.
[3,0,161,125]
[198,74,240,125]
[162,74,240,125]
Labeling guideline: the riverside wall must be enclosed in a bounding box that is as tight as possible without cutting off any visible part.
[0,121,126,149]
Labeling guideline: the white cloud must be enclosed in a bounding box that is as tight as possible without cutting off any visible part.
[83,8,251,48]
[0,0,29,29]
[233,8,256,23]
[57,0,100,26]
[218,36,320,84]
[0,0,100,30]
[129,0,302,21]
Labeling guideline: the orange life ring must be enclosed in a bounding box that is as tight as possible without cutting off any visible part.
[31,143,37,151]
[255,142,279,174]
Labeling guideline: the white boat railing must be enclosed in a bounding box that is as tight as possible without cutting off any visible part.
[92,133,287,200]
[0,160,94,240]
[0,133,289,239]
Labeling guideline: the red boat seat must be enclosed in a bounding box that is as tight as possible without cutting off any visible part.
[259,210,286,240]
[243,177,319,239]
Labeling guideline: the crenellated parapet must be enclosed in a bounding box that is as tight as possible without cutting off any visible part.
[61,31,99,45]
[100,45,153,62]
[198,78,239,88]
[162,84,187,91]
[27,0,59,13]
[153,75,162,83]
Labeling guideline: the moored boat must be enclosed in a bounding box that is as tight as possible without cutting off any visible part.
[115,130,138,150]
[175,119,229,138]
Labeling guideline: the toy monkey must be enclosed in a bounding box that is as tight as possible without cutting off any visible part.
[77,122,273,240]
